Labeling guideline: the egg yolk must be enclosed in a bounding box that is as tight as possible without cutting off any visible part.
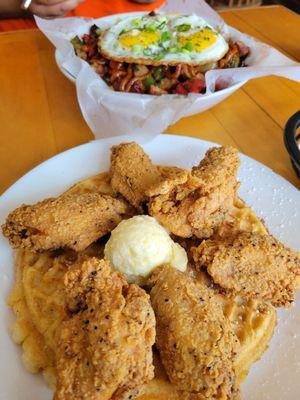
[178,28,217,51]
[119,31,159,48]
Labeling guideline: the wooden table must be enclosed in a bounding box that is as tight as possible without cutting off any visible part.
[0,5,299,193]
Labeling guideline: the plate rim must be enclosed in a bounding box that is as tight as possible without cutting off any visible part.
[0,134,300,400]
[1,134,299,201]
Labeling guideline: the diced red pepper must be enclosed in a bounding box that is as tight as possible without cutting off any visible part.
[174,78,205,95]
[174,82,189,95]
[83,34,90,43]
[88,47,95,57]
[188,78,205,93]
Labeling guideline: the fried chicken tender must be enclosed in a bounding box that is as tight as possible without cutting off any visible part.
[150,265,240,400]
[192,232,300,307]
[55,257,156,400]
[110,142,187,209]
[2,192,134,252]
[147,146,240,238]
[110,142,161,208]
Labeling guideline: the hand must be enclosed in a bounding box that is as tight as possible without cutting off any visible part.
[24,0,85,18]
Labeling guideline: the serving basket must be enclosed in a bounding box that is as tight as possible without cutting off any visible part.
[284,110,300,179]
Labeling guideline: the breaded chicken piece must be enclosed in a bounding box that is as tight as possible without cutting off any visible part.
[110,142,187,209]
[54,258,155,400]
[147,146,240,238]
[150,265,240,400]
[192,232,300,307]
[2,192,134,252]
[191,146,239,191]
[110,142,161,208]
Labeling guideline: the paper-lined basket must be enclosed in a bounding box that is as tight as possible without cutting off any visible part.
[36,0,300,142]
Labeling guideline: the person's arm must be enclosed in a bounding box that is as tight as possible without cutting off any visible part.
[0,0,85,19]
[0,0,30,18]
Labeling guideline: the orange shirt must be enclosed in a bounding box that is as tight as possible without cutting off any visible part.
[70,0,165,18]
[0,0,165,32]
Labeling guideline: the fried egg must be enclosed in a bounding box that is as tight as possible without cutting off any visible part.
[100,14,229,66]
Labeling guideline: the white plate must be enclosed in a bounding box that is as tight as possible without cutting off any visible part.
[0,134,299,400]
[55,49,76,82]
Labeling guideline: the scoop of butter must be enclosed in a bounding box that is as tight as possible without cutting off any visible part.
[104,215,187,284]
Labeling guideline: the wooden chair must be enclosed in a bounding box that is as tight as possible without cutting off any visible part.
[207,0,262,9]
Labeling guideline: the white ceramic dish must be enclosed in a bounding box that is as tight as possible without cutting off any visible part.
[54,11,246,117]
[55,49,76,81]
[0,134,299,400]
[55,48,245,116]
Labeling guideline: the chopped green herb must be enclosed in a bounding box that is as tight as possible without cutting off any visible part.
[132,18,142,28]
[145,21,156,32]
[156,21,167,30]
[182,48,190,54]
[144,27,156,33]
[169,47,178,53]
[157,15,168,23]
[176,24,191,32]
[154,52,165,60]
[184,41,193,51]
[143,75,155,91]
[143,48,153,56]
[132,45,141,54]
[160,31,171,42]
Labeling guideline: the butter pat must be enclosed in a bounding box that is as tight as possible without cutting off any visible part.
[104,215,187,283]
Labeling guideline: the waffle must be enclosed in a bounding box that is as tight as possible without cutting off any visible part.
[229,198,267,235]
[223,297,276,383]
[22,251,67,351]
[8,251,57,388]
[66,172,116,196]
[7,172,277,397]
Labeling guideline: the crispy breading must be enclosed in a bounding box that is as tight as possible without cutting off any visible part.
[192,232,300,307]
[54,258,156,400]
[110,142,187,208]
[2,192,134,252]
[150,265,240,400]
[148,166,189,196]
[147,146,240,238]
[191,146,239,190]
[110,142,161,208]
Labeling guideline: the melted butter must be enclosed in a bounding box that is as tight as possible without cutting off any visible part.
[178,28,217,51]
[119,31,159,48]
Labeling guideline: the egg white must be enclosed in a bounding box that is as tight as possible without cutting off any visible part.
[100,14,229,66]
